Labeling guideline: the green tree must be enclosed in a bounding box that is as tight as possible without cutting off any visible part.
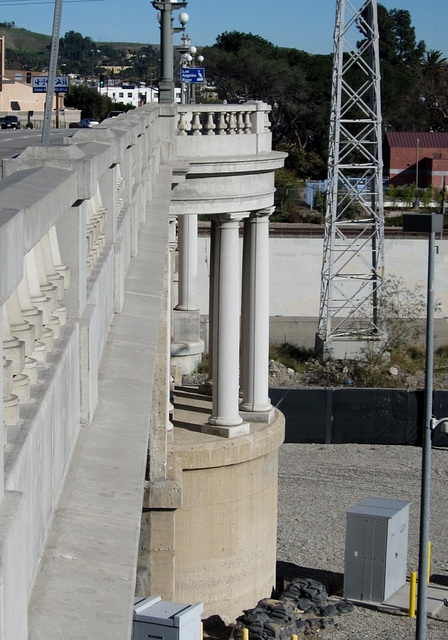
[202,32,332,162]
[64,85,112,120]
[419,50,448,130]
[59,31,100,75]
[390,8,425,67]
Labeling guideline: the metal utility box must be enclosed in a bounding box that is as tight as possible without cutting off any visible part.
[344,497,410,603]
[132,596,203,640]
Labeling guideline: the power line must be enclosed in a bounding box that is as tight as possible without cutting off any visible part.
[0,0,106,5]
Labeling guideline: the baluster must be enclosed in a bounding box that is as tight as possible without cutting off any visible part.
[6,291,35,355]
[7,291,39,385]
[3,356,19,427]
[228,112,237,135]
[192,112,202,136]
[237,111,245,134]
[3,305,29,403]
[33,242,62,339]
[24,250,55,352]
[244,111,252,134]
[178,112,188,136]
[217,111,227,135]
[205,112,216,136]
[41,233,67,326]
[48,226,70,289]
[264,110,271,132]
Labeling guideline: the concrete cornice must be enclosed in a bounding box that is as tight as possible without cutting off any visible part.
[176,150,287,176]
[170,408,285,470]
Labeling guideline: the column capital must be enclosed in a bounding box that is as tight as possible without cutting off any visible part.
[216,212,250,225]
[251,206,275,219]
[168,215,177,250]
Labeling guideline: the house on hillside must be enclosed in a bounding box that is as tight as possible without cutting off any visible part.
[384,131,448,189]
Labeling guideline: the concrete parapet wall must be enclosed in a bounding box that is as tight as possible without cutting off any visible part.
[3,322,80,638]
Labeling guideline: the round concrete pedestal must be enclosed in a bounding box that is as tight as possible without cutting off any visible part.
[148,404,284,622]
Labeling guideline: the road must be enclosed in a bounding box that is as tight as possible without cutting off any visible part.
[0,128,74,162]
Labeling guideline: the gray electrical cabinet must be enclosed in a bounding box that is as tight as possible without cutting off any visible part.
[344,497,410,603]
[132,596,203,640]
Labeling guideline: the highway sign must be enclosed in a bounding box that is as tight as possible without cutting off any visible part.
[180,68,205,84]
[32,76,69,93]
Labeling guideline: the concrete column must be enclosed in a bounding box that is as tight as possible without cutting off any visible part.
[200,218,216,394]
[167,215,177,431]
[175,214,198,311]
[205,214,250,437]
[171,213,203,374]
[240,209,274,418]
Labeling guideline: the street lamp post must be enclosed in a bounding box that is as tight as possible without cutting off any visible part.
[415,138,420,209]
[403,212,444,640]
[178,33,191,104]
[152,0,188,103]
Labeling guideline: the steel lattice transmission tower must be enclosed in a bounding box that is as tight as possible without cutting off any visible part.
[316,0,386,358]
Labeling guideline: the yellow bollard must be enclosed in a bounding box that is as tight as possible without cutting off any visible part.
[291,635,298,640]
[242,628,249,640]
[409,571,417,618]
[428,541,432,583]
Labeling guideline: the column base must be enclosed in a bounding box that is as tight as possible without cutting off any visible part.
[201,421,250,439]
[239,406,275,424]
[171,340,204,374]
[198,381,213,396]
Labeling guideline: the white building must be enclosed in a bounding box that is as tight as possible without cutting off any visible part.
[98,84,181,106]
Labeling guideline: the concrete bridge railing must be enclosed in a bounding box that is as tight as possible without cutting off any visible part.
[0,104,172,640]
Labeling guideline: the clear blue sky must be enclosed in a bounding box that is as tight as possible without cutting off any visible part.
[2,0,448,56]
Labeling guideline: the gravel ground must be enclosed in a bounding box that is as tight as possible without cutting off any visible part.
[277,443,448,639]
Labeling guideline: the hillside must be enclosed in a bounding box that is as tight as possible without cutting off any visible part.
[0,24,159,77]
[0,26,50,53]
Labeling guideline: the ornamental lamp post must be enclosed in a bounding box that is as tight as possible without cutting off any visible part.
[152,0,188,103]
[187,46,204,104]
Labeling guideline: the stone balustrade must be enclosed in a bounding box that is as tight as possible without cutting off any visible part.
[176,101,273,156]
[177,102,271,136]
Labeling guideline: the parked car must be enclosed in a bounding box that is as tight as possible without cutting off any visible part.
[1,115,21,129]
[78,118,99,128]
[105,110,125,119]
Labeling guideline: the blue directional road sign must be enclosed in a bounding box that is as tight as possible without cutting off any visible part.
[180,68,205,84]
[32,76,69,93]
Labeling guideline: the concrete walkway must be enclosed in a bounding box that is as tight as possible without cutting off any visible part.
[28,167,172,640]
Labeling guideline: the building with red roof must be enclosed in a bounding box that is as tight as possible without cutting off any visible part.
[384,131,448,189]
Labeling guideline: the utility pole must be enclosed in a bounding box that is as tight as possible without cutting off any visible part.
[42,0,63,144]
[316,0,386,359]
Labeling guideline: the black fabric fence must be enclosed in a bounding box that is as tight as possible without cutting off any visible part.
[270,388,448,447]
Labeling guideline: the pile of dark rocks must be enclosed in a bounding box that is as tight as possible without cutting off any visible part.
[233,578,354,640]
